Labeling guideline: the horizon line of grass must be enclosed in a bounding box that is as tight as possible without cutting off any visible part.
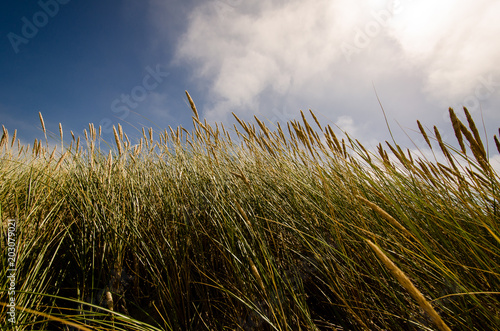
[1,92,499,330]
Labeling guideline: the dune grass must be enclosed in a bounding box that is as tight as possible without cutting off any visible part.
[1,93,499,330]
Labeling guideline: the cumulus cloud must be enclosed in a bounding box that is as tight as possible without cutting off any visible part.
[388,0,500,103]
[174,0,348,119]
[164,0,500,145]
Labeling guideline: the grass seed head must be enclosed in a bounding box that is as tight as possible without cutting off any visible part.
[11,129,17,149]
[448,108,466,153]
[118,123,124,141]
[463,107,485,156]
[113,126,123,156]
[417,120,432,150]
[105,291,114,311]
[366,240,451,331]
[309,109,323,131]
[249,259,265,292]
[185,90,199,120]
[357,195,412,237]
[39,112,46,135]
[55,151,68,170]
[0,125,7,149]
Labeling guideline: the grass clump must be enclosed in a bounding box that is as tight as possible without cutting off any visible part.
[1,94,499,330]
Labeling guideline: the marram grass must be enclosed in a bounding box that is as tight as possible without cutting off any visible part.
[1,94,500,330]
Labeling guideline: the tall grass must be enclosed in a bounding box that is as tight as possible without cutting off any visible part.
[1,94,499,330]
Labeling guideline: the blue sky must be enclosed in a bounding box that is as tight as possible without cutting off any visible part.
[1,0,198,143]
[1,0,500,162]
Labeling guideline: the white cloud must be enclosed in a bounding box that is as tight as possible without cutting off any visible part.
[335,115,360,137]
[388,0,500,102]
[164,0,500,145]
[173,0,350,118]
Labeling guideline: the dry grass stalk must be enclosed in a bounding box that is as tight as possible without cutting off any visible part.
[463,107,485,157]
[407,149,413,164]
[249,259,265,292]
[118,123,124,141]
[327,125,342,153]
[357,195,412,238]
[185,90,199,120]
[433,126,457,170]
[37,140,43,157]
[0,302,93,331]
[89,141,95,170]
[89,123,95,141]
[17,143,24,157]
[437,163,455,181]
[11,129,17,149]
[324,134,335,153]
[107,150,113,179]
[124,133,130,149]
[495,135,500,154]
[417,120,432,150]
[448,108,466,153]
[300,110,315,142]
[39,112,46,134]
[356,140,371,162]
[260,136,276,157]
[397,145,408,163]
[459,122,490,173]
[428,163,441,180]
[366,240,451,331]
[312,130,323,148]
[377,143,390,165]
[113,126,123,156]
[48,146,57,163]
[235,200,255,237]
[305,134,316,159]
[32,138,38,156]
[309,109,323,131]
[59,123,63,149]
[386,142,408,168]
[277,122,287,145]
[368,187,392,206]
[39,112,48,147]
[291,121,305,144]
[75,137,80,155]
[105,291,114,311]
[459,122,483,158]
[254,116,271,141]
[433,126,447,156]
[55,151,68,170]
[0,125,7,149]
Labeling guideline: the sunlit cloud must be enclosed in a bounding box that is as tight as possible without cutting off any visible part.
[159,0,500,145]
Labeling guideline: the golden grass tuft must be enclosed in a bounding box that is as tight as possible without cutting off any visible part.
[1,97,498,330]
